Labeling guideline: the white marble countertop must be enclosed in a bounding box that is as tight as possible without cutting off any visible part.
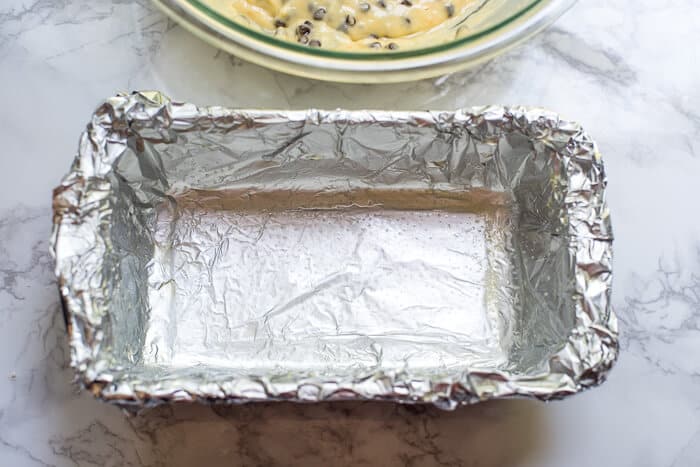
[1,0,699,465]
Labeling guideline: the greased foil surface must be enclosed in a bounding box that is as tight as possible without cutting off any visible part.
[51,91,618,410]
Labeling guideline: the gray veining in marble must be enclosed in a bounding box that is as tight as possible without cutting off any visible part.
[1,0,699,465]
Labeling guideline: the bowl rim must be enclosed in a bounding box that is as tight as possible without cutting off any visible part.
[153,0,576,81]
[181,0,549,59]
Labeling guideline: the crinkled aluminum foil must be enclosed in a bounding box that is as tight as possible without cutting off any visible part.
[51,91,618,410]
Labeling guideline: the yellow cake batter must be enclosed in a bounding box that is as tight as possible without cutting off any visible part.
[205,0,475,51]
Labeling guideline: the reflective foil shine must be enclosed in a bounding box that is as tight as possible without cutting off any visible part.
[51,91,618,410]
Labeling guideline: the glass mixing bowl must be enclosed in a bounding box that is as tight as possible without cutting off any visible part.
[153,0,576,82]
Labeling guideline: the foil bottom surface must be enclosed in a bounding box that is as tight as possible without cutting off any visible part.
[145,189,513,377]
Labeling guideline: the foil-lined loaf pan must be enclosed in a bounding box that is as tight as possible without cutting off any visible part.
[51,91,618,410]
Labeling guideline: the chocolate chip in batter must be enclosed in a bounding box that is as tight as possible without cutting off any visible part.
[308,39,322,47]
[401,0,412,5]
[404,16,411,24]
[345,15,356,26]
[369,41,382,48]
[359,2,371,12]
[377,0,387,8]
[313,7,327,20]
[387,42,399,50]
[274,19,287,28]
[296,21,312,38]
[446,3,455,17]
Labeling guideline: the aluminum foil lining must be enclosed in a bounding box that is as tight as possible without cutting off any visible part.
[51,91,618,410]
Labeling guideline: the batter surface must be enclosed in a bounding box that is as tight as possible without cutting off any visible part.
[205,0,477,51]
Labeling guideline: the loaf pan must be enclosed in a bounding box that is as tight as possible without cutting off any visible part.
[51,91,618,409]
